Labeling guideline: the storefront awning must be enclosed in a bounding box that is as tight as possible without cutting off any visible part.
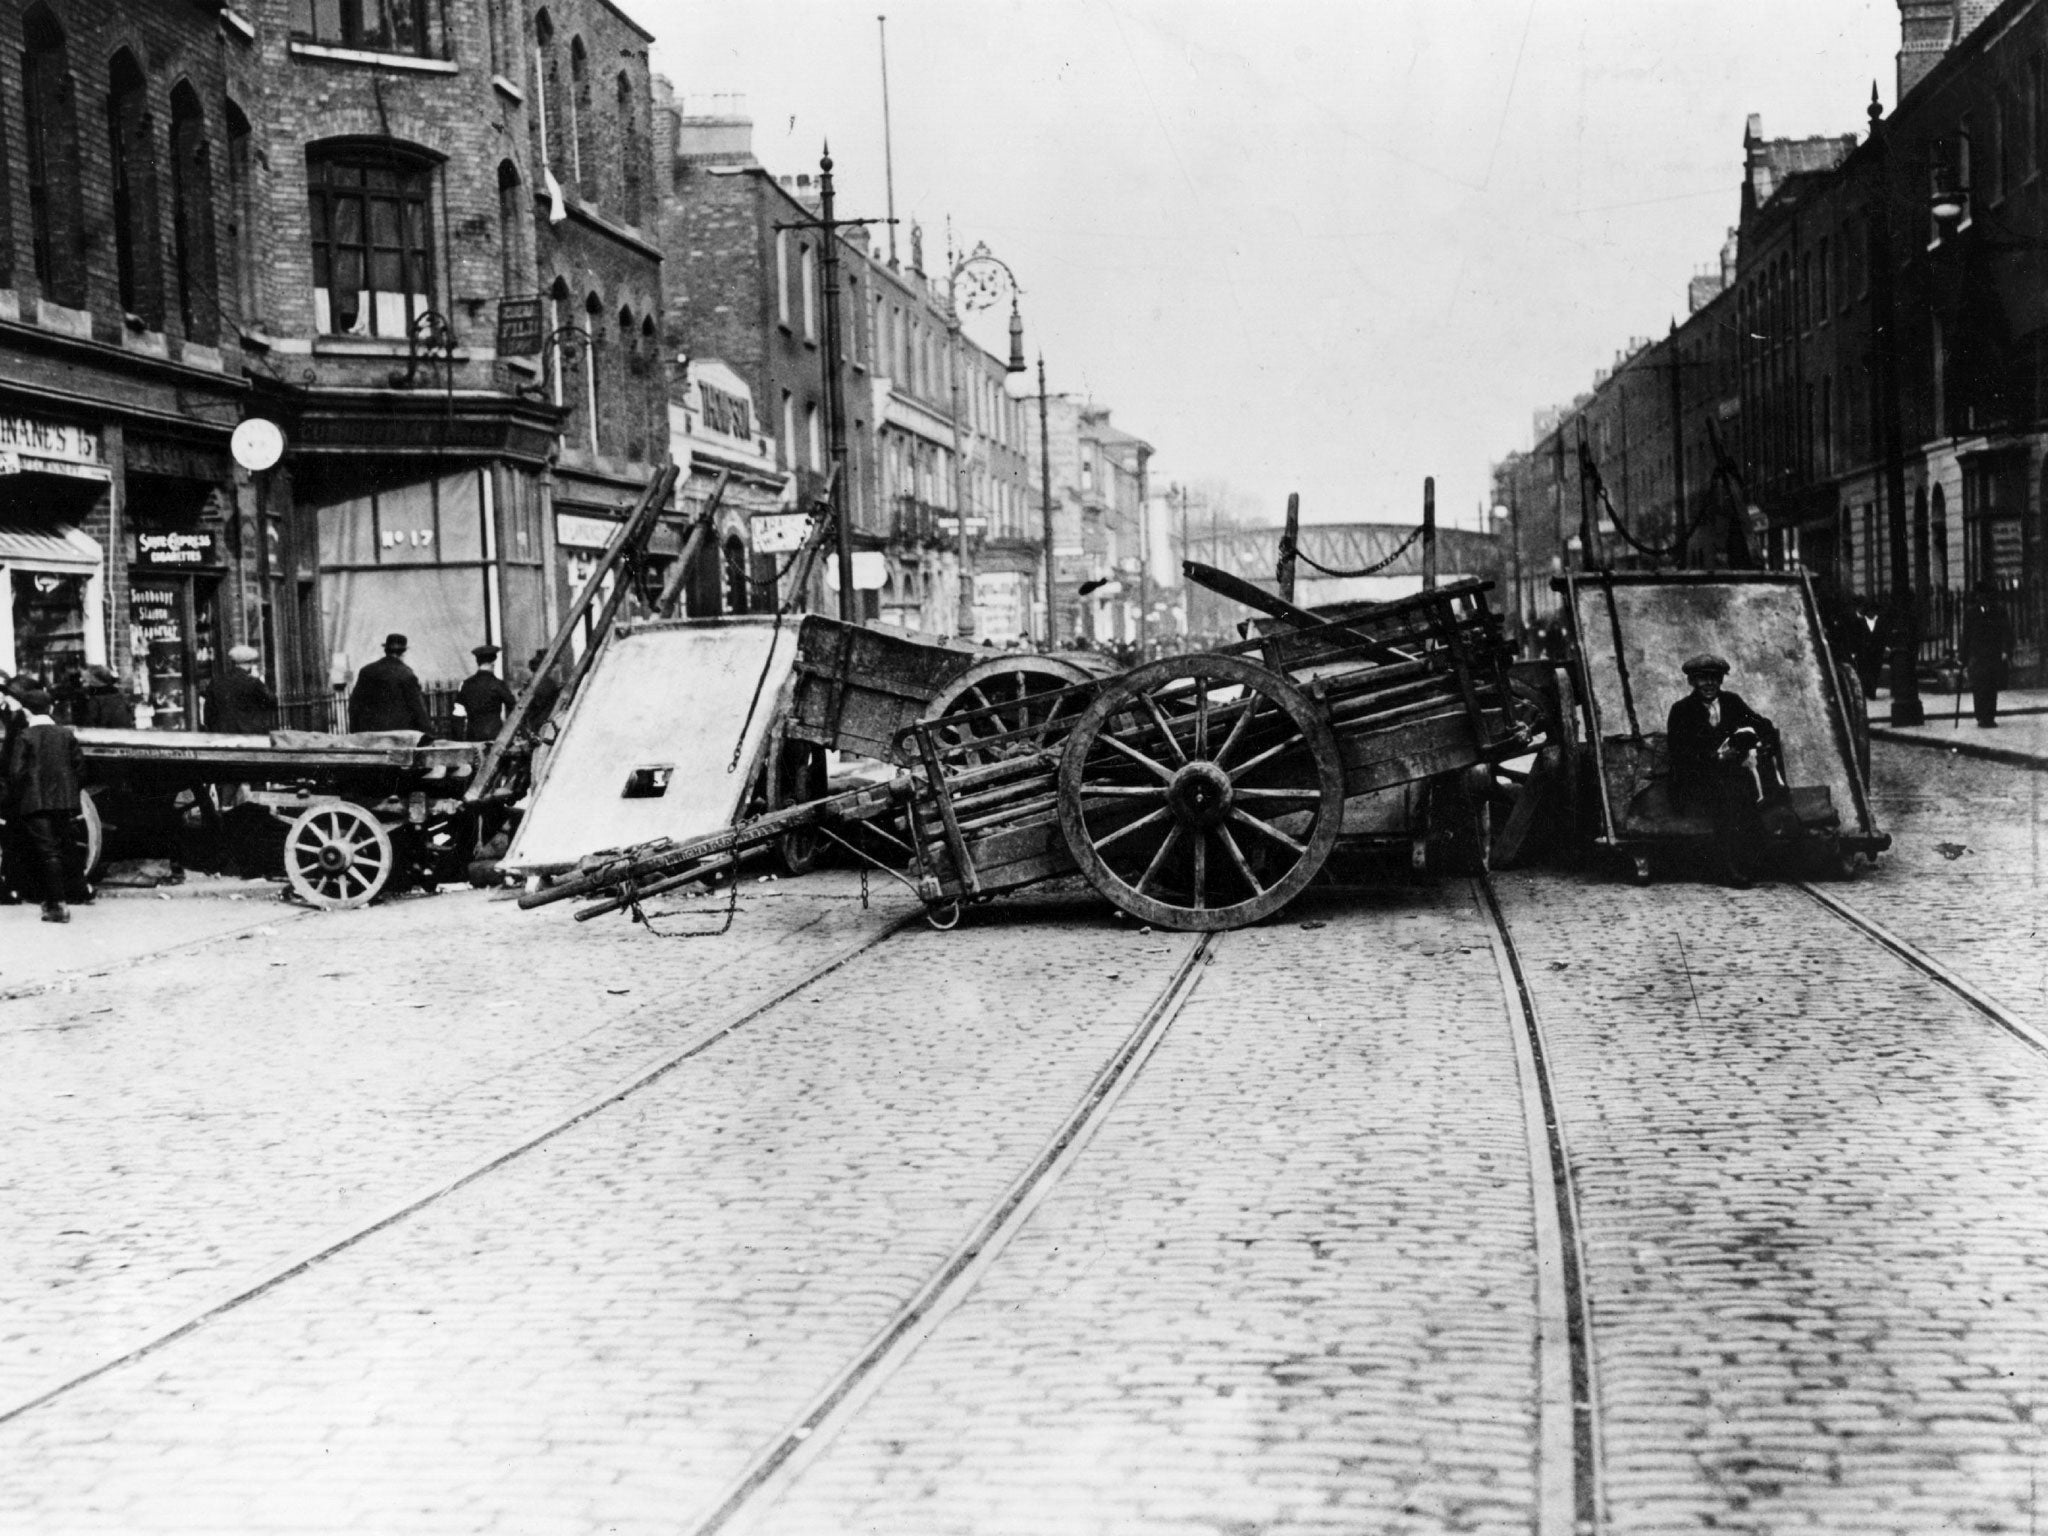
[0,519,101,572]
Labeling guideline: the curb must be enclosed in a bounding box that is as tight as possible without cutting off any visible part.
[1870,726,2048,772]
[95,879,290,902]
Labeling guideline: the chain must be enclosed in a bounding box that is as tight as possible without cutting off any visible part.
[1281,524,1425,579]
[627,871,742,938]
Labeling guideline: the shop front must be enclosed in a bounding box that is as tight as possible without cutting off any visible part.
[0,414,113,691]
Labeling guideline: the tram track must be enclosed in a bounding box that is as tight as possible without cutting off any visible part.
[1791,879,2048,1057]
[1471,874,1605,1536]
[0,906,923,1431]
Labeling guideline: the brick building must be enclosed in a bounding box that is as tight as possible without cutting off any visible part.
[0,0,251,727]
[1494,0,2048,680]
[225,0,666,714]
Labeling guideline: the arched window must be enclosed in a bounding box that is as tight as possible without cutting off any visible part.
[722,534,750,615]
[569,37,590,199]
[616,71,641,224]
[641,316,661,466]
[547,275,570,409]
[618,306,640,461]
[497,160,524,297]
[534,11,565,183]
[170,84,218,345]
[583,292,604,455]
[306,141,437,336]
[225,100,254,322]
[21,4,84,307]
[107,50,162,328]
[288,0,428,57]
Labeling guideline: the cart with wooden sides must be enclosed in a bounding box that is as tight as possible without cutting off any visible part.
[74,728,489,907]
[1546,570,1888,882]
[521,573,1529,932]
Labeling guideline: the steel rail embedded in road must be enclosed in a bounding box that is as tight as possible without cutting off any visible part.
[1793,880,2048,1057]
[0,909,920,1431]
[1471,875,1606,1536]
[682,931,1218,1536]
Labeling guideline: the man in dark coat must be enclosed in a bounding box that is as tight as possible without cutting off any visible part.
[205,645,277,735]
[5,687,84,921]
[1667,653,1779,888]
[347,633,433,738]
[456,644,519,743]
[525,650,562,730]
[1961,581,2014,728]
[79,665,133,729]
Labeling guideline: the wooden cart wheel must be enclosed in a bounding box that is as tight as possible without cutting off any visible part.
[920,655,1098,764]
[770,737,828,875]
[1057,654,1344,931]
[284,800,394,909]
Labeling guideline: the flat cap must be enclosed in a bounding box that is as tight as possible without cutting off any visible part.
[1681,653,1731,676]
[228,644,260,664]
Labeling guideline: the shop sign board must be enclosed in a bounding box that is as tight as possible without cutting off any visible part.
[135,529,225,568]
[556,512,620,551]
[750,512,811,553]
[0,416,109,480]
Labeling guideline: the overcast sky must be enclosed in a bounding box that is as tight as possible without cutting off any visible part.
[637,1,1901,531]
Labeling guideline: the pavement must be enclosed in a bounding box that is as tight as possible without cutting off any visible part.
[1868,684,2048,768]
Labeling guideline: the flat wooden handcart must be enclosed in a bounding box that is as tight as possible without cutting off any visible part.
[76,728,488,908]
[522,577,1528,932]
[1549,570,1889,881]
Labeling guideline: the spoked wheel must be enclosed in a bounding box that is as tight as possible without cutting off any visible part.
[284,800,394,909]
[770,737,828,875]
[920,656,1099,765]
[1057,654,1344,931]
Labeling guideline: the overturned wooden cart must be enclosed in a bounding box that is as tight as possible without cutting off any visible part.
[522,575,1529,932]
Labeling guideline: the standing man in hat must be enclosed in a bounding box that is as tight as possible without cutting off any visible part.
[5,687,85,921]
[205,645,277,735]
[456,644,518,743]
[348,633,433,739]
[1667,653,1779,888]
[79,664,133,729]
[1960,581,2013,728]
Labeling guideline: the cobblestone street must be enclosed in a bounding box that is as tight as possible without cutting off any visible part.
[0,742,2044,1533]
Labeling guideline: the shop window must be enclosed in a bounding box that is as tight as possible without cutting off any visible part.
[170,84,219,346]
[307,143,436,337]
[107,51,162,329]
[288,0,429,56]
[21,4,84,308]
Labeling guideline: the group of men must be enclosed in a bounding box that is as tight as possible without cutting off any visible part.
[344,634,523,743]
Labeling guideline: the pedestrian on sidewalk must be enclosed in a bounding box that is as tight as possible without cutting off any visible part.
[1961,582,2013,728]
[1667,653,1779,889]
[348,634,434,739]
[4,687,86,922]
[205,646,278,735]
[456,645,518,742]
[79,665,133,729]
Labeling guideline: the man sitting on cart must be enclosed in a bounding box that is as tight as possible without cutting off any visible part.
[1667,653,1779,889]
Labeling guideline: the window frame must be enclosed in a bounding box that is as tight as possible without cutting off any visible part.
[287,0,431,58]
[306,142,440,339]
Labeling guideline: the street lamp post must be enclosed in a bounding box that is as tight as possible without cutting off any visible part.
[1869,91,1925,725]
[1037,353,1057,646]
[944,241,1026,638]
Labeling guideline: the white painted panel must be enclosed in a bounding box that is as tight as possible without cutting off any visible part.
[504,616,797,871]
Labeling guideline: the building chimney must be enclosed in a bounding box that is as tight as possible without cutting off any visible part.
[1897,0,1956,100]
